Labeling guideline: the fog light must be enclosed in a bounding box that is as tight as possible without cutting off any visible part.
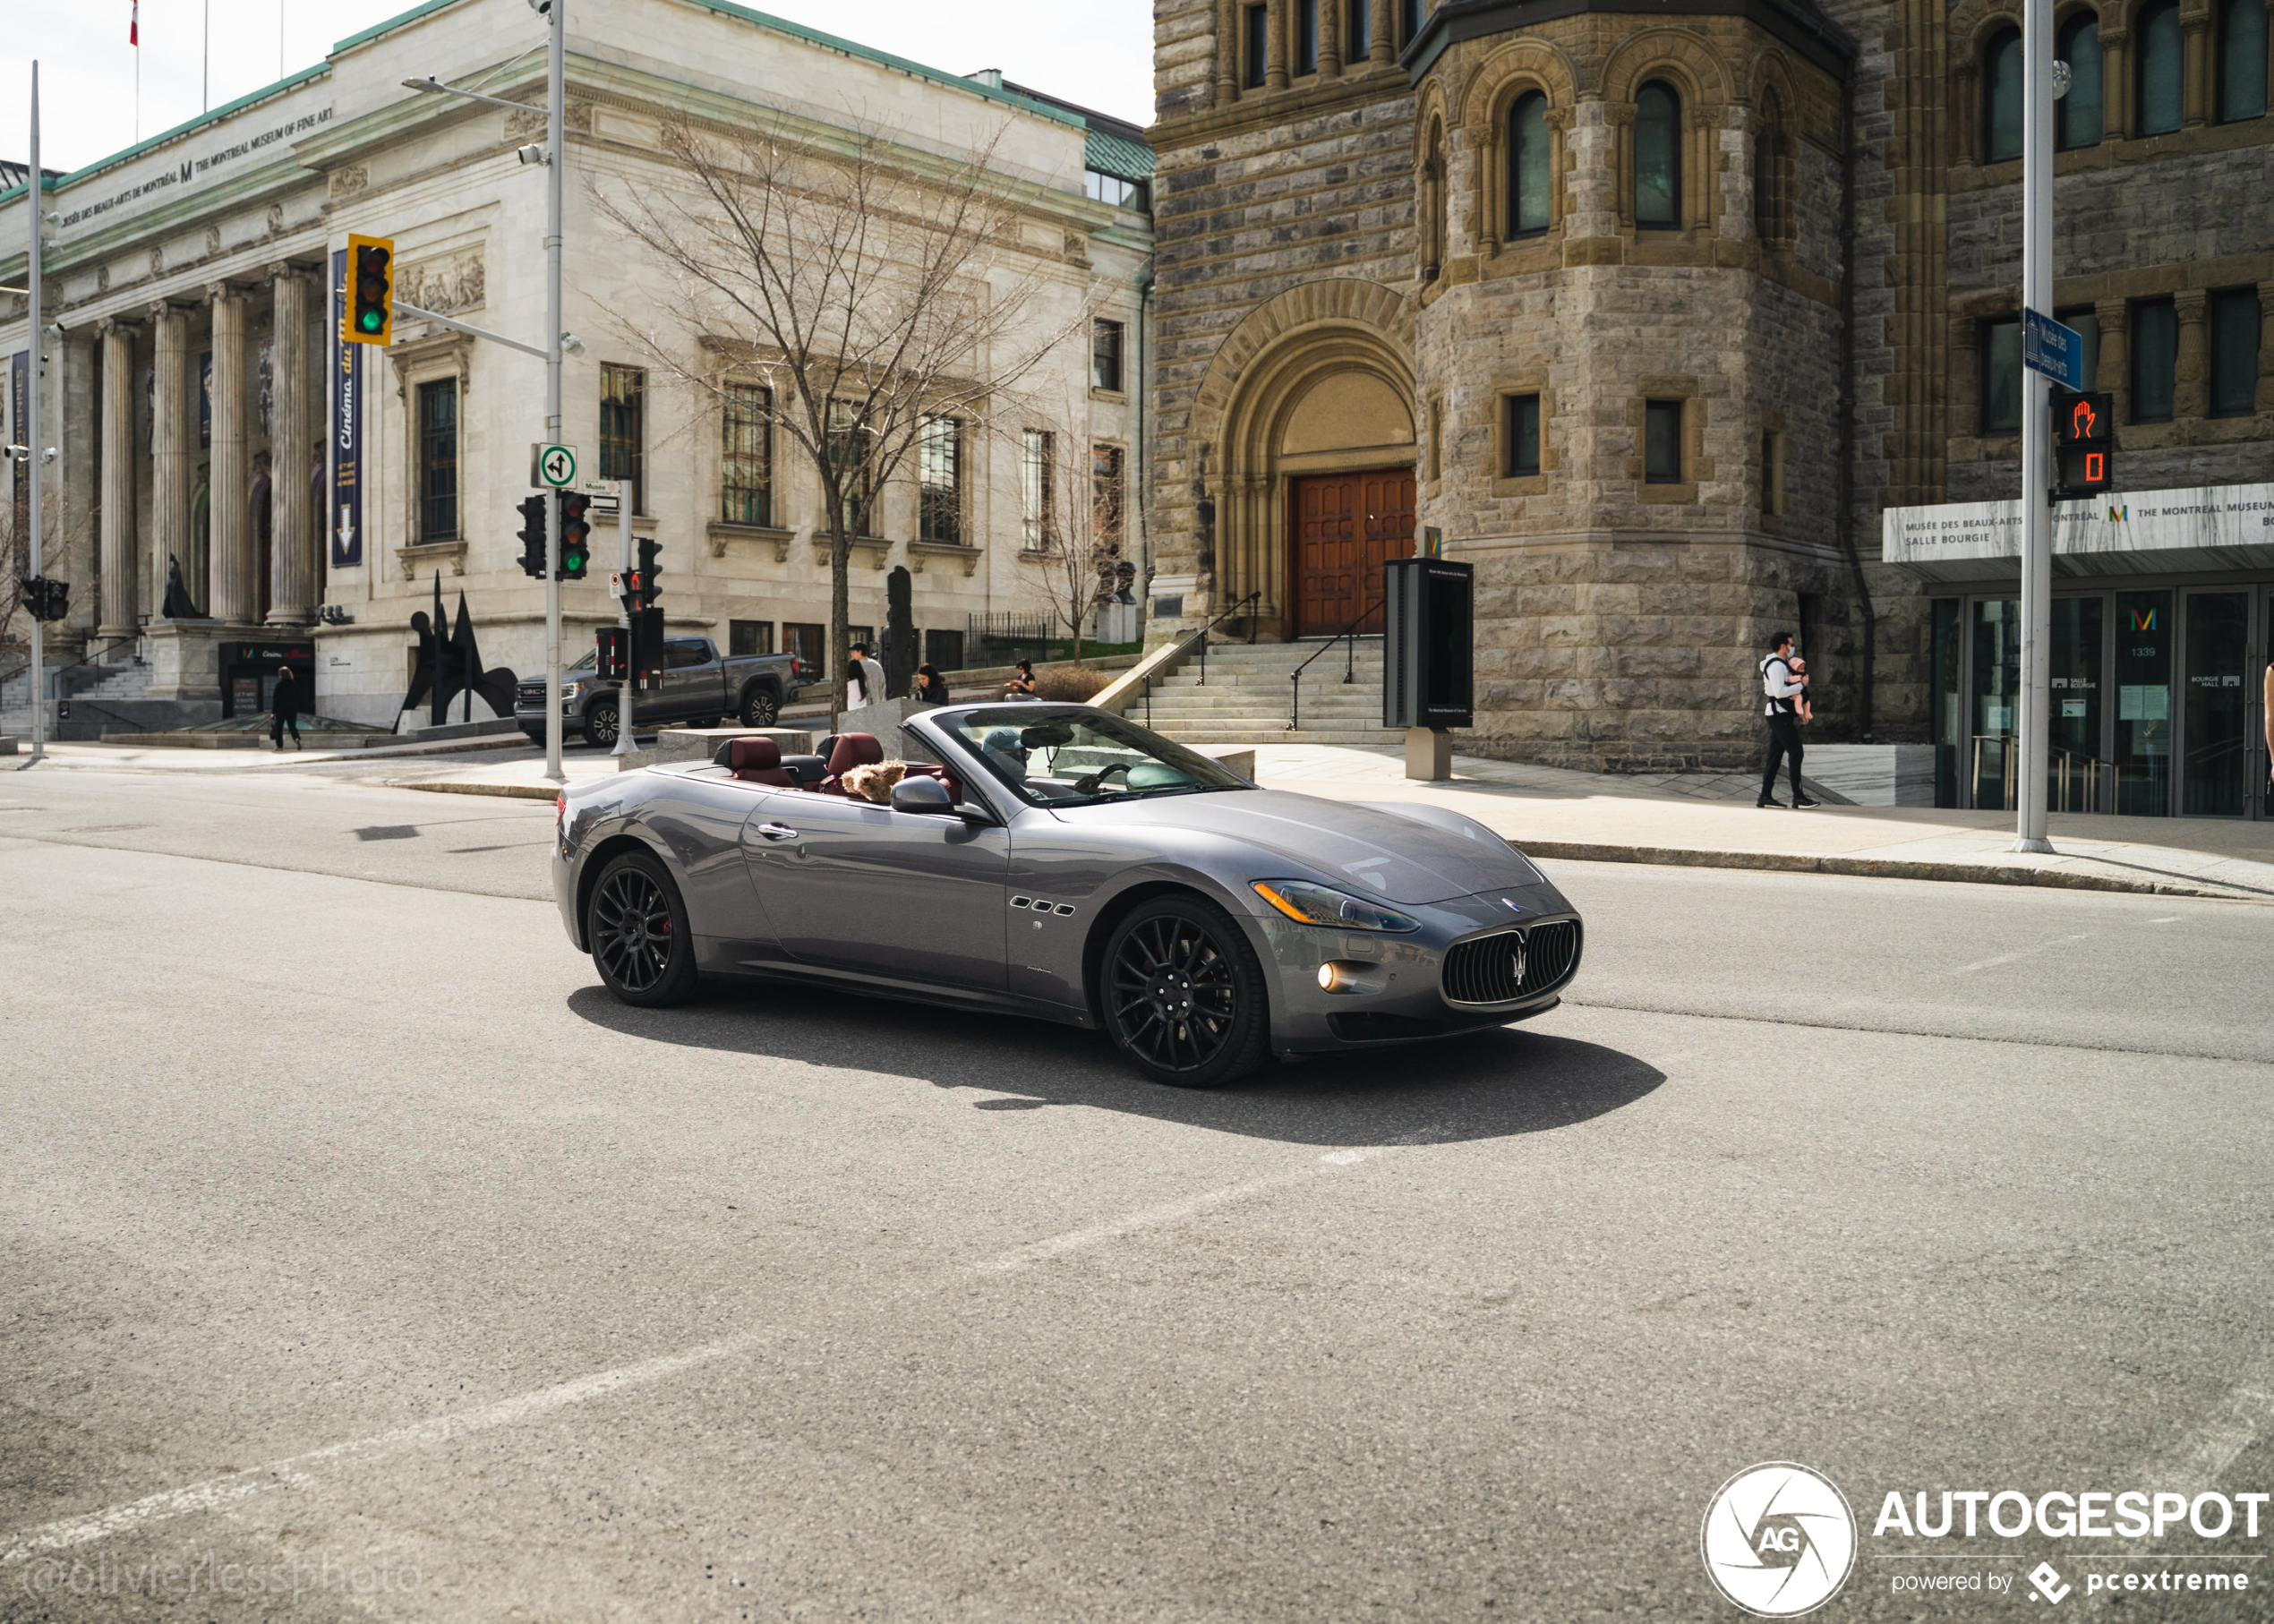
[1318,962,1366,994]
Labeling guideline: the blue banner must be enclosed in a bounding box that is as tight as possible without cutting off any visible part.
[329,247,363,568]
[7,351,23,515]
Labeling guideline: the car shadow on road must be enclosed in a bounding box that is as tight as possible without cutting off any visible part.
[565,983,1663,1147]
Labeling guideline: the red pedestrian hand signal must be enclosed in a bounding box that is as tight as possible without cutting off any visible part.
[2072,398,2097,439]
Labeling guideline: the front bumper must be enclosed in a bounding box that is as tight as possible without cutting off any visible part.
[1257,885,1583,1056]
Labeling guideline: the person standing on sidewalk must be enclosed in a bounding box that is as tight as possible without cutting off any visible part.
[1757,633,1817,808]
[270,664,304,751]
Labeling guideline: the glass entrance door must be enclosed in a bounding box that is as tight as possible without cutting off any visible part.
[2181,592,2251,816]
[2049,596,2105,812]
[2114,590,2173,816]
[1969,600,2021,809]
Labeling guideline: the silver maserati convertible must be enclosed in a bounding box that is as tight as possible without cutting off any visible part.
[551,703,1583,1087]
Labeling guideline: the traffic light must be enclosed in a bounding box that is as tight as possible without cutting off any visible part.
[345,234,395,347]
[636,537,663,608]
[515,494,550,578]
[19,577,68,622]
[2053,389,2115,499]
[595,625,628,680]
[558,492,592,580]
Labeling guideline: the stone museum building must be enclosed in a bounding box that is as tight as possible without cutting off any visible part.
[0,0,1153,732]
[1144,0,2274,812]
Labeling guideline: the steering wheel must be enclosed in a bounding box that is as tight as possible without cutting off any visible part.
[1072,762,1133,796]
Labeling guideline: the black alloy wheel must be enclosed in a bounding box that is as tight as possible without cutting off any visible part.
[740,688,779,727]
[587,850,700,1006]
[585,697,620,748]
[1102,895,1270,1087]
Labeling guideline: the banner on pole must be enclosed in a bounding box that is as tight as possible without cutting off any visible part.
[329,246,363,568]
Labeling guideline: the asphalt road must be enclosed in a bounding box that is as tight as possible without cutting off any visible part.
[2,764,2270,1621]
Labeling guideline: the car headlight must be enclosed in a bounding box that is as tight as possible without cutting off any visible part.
[1251,880,1421,934]
[562,680,586,700]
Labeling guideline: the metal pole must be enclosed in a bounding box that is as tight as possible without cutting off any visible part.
[2014,0,2055,852]
[25,62,46,765]
[611,477,632,756]
[541,0,566,782]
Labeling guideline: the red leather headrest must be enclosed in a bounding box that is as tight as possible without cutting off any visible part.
[729,737,782,772]
[827,733,884,774]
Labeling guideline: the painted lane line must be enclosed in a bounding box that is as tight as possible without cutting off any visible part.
[1950,933,2093,975]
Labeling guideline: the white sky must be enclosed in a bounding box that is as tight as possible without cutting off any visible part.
[1,0,1154,177]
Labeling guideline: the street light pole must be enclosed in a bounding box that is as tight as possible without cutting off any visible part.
[542,0,567,784]
[2014,0,2056,852]
[24,62,47,766]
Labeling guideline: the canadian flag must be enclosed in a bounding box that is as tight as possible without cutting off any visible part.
[130,1,139,46]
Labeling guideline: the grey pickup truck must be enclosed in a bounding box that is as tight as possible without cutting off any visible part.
[516,635,801,748]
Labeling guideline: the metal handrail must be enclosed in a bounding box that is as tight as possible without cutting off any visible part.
[1969,732,2119,814]
[1287,595,1382,732]
[1194,590,1261,688]
[57,633,145,696]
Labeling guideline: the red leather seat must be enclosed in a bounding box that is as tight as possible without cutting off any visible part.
[819,732,884,795]
[728,736,795,786]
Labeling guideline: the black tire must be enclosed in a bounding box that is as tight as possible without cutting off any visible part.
[586,850,701,1006]
[739,687,780,728]
[521,729,544,745]
[1100,895,1270,1088]
[585,697,620,748]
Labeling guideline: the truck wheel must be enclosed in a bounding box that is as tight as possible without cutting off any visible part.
[739,688,779,727]
[586,697,620,748]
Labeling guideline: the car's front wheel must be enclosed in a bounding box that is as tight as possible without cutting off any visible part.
[585,697,620,748]
[739,687,779,728]
[1101,895,1270,1087]
[586,850,700,1006]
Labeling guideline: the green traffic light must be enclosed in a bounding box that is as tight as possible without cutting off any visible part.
[359,311,383,331]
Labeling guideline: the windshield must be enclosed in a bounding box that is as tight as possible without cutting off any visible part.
[942,707,1250,808]
[568,651,596,673]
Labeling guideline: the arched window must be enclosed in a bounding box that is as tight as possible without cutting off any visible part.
[1635,81,1681,227]
[1984,28,2024,160]
[1423,117,1449,278]
[2057,14,2103,147]
[2219,0,2269,120]
[2138,0,2184,133]
[1754,89,1792,245]
[1509,91,1551,235]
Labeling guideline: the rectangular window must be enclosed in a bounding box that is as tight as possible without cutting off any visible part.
[924,628,966,671]
[600,363,645,516]
[1022,429,1055,551]
[1346,0,1371,57]
[417,378,457,540]
[1084,170,1150,211]
[1505,393,1541,476]
[1400,0,1421,43]
[729,620,774,658]
[919,414,962,543]
[1425,397,1442,481]
[1092,319,1124,393]
[2131,298,2177,422]
[1092,443,1126,546]
[2210,289,2261,416]
[720,383,773,527]
[782,621,825,680]
[825,399,872,534]
[1296,0,1319,73]
[1761,429,1784,515]
[1981,317,2022,434]
[1244,4,1268,88]
[1643,398,1683,483]
[2056,307,2101,394]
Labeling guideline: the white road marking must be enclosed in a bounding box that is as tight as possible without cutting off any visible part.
[1950,933,2092,975]
[2,1139,1427,1562]
[2149,916,2182,924]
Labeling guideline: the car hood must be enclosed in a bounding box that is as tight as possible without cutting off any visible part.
[1056,789,1540,905]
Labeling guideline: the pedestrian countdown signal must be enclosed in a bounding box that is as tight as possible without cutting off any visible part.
[2053,390,2115,500]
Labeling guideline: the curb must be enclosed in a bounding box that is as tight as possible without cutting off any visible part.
[1516,839,2258,900]
[390,780,560,801]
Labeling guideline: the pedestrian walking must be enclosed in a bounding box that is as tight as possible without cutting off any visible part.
[845,640,885,708]
[270,664,304,751]
[1757,632,1817,808]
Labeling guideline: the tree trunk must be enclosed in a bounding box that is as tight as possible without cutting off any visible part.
[828,520,851,732]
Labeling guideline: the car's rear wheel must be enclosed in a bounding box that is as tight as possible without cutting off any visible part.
[587,850,700,1006]
[585,697,620,748]
[739,688,779,727]
[1102,895,1270,1088]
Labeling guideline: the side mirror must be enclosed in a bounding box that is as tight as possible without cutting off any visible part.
[890,776,955,816]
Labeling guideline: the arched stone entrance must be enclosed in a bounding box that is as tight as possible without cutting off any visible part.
[1190,280,1415,639]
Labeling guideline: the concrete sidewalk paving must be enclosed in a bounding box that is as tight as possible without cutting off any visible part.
[374,737,2274,901]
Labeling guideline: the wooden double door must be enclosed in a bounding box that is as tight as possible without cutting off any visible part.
[1288,468,1415,637]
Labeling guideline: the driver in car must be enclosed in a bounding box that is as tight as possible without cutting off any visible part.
[981,727,1030,786]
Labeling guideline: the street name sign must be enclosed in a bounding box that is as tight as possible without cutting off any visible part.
[2022,309,2086,391]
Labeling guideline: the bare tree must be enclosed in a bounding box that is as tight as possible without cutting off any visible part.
[1009,408,1124,669]
[595,113,1096,722]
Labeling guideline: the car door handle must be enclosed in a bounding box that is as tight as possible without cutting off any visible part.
[757,823,798,841]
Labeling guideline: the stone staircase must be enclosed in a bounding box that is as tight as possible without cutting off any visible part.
[2,651,170,740]
[1119,637,1406,747]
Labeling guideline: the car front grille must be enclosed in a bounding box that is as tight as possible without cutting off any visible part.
[515,683,544,707]
[1440,919,1582,1006]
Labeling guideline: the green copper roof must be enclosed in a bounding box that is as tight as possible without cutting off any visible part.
[1084,127,1154,182]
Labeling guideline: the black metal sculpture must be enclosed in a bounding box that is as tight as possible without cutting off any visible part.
[885,564,917,700]
[398,573,517,725]
[160,554,205,620]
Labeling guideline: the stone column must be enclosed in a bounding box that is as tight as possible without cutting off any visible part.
[2182,16,2210,128]
[1266,0,1288,89]
[2174,289,2209,420]
[96,319,139,638]
[1217,0,1239,101]
[1321,0,1342,76]
[268,265,316,627]
[1369,0,1393,67]
[150,302,196,617]
[206,284,254,625]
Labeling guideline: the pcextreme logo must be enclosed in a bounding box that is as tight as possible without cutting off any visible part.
[1701,1463,1859,1617]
